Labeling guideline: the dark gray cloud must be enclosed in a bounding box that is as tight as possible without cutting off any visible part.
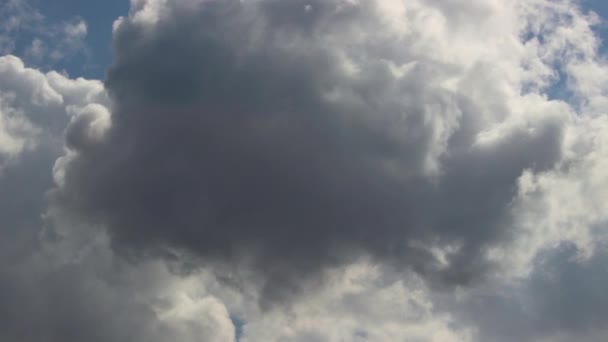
[54,0,565,303]
[440,241,608,342]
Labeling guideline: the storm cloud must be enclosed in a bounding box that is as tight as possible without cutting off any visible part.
[53,0,568,301]
[3,0,608,340]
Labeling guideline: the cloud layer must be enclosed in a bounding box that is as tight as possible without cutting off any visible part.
[2,0,608,341]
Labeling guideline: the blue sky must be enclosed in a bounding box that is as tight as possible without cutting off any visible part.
[584,0,608,16]
[32,0,129,78]
[1,0,129,79]
[584,1,608,50]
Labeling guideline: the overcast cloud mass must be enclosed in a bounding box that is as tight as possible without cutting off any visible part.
[2,0,608,341]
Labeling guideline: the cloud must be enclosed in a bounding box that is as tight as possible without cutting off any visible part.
[0,54,107,263]
[436,241,608,342]
[52,0,580,305]
[236,262,474,342]
[0,54,236,342]
[0,54,107,170]
[1,0,608,341]
[0,224,237,342]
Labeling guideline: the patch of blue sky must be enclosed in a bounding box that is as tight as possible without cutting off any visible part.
[230,314,245,341]
[0,0,128,79]
[544,67,574,104]
[529,1,608,104]
[582,0,608,56]
[30,0,128,78]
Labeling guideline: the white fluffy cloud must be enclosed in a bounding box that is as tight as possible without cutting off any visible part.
[0,54,107,170]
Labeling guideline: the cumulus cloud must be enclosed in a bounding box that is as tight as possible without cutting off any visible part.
[0,54,238,342]
[235,262,474,342]
[0,54,107,265]
[50,0,605,308]
[0,223,237,342]
[0,54,107,169]
[2,0,608,341]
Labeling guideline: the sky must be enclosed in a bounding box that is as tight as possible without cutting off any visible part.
[585,0,608,17]
[31,0,128,77]
[2,0,608,342]
[0,0,128,78]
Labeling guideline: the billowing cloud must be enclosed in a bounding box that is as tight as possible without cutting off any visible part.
[53,0,577,303]
[0,54,237,342]
[0,54,107,243]
[2,0,608,341]
[0,54,107,169]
